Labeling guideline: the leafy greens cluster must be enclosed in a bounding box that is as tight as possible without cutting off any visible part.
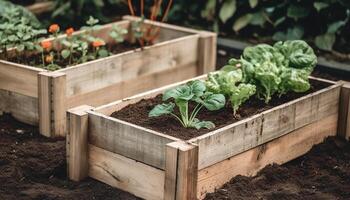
[149,80,226,130]
[229,40,317,103]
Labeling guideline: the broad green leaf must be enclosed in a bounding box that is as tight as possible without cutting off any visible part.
[287,5,309,20]
[233,14,253,32]
[149,103,175,117]
[249,0,258,8]
[189,80,206,97]
[315,33,335,51]
[327,21,346,34]
[202,93,226,111]
[219,0,237,23]
[313,2,329,12]
[61,49,71,59]
[16,44,25,52]
[191,118,215,130]
[163,85,193,101]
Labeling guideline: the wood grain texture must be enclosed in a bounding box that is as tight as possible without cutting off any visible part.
[67,105,93,181]
[51,72,67,137]
[190,83,341,169]
[338,81,350,140]
[62,34,199,97]
[38,72,52,137]
[164,141,199,200]
[198,31,217,74]
[0,60,44,97]
[0,89,38,125]
[89,145,165,200]
[66,61,198,109]
[88,112,179,169]
[197,113,338,199]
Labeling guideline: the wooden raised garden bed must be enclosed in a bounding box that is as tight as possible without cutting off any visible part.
[0,16,216,138]
[67,74,349,200]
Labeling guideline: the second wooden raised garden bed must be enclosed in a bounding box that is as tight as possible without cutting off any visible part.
[0,16,216,137]
[67,74,349,200]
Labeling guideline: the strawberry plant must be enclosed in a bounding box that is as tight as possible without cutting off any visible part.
[149,80,226,130]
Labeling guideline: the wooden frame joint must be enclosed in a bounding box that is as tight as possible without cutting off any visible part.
[67,105,94,181]
[164,141,199,200]
[337,81,350,140]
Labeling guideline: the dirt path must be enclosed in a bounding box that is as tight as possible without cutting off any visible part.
[204,137,350,200]
[0,114,140,200]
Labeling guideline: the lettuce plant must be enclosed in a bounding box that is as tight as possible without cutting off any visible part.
[149,80,225,130]
[274,40,317,95]
[206,65,256,115]
[235,40,317,103]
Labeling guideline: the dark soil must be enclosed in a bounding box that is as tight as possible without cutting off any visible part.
[111,80,330,140]
[216,48,350,82]
[204,137,350,200]
[6,41,140,70]
[0,114,140,200]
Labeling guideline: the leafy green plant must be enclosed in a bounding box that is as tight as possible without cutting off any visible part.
[233,40,317,103]
[0,5,46,62]
[109,24,128,43]
[206,65,256,115]
[149,80,226,130]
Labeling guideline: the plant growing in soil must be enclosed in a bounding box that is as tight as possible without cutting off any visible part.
[206,65,256,116]
[230,40,317,103]
[0,6,46,61]
[149,80,226,130]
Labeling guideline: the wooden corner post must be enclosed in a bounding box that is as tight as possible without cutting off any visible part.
[164,141,199,200]
[198,31,217,74]
[67,105,93,181]
[338,81,350,140]
[38,72,66,137]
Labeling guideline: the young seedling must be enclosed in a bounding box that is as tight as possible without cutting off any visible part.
[149,80,226,130]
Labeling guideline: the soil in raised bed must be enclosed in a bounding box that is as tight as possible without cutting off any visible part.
[6,41,140,70]
[0,113,140,200]
[204,137,350,200]
[111,79,331,140]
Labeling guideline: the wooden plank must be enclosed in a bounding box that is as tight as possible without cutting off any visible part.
[61,34,198,97]
[66,61,198,109]
[164,141,198,200]
[67,105,93,181]
[190,83,341,169]
[197,113,338,200]
[198,31,217,74]
[0,89,38,125]
[0,60,44,97]
[164,143,179,200]
[88,112,179,169]
[338,81,350,140]
[89,145,165,200]
[51,72,67,137]
[38,72,52,137]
